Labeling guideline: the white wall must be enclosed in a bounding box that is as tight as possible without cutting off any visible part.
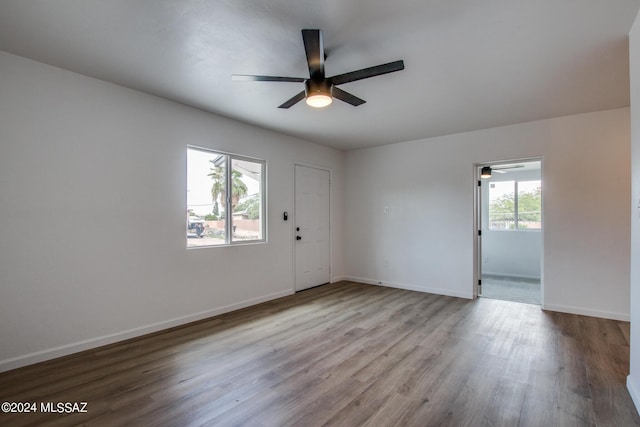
[482,231,541,279]
[345,108,630,320]
[481,168,542,280]
[0,51,345,371]
[628,10,640,414]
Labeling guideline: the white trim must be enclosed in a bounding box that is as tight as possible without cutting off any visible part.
[474,157,544,305]
[628,375,640,415]
[186,145,267,247]
[344,276,473,299]
[543,303,630,321]
[0,289,293,373]
[331,275,347,283]
[473,164,480,299]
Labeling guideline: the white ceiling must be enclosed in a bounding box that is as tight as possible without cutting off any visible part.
[0,0,638,150]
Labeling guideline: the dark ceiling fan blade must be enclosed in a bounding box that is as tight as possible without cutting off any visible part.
[332,87,366,106]
[232,75,305,82]
[330,60,405,85]
[278,91,306,109]
[302,29,324,79]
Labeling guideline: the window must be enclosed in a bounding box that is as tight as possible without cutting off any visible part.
[187,147,265,247]
[488,180,541,230]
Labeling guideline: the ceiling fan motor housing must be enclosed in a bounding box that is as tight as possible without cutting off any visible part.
[305,79,333,98]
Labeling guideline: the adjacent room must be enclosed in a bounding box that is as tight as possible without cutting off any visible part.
[1,1,640,425]
[478,160,542,305]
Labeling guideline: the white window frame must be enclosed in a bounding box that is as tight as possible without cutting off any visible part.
[187,146,266,247]
[487,179,541,231]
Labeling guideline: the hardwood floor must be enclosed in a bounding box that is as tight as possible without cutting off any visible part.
[0,281,638,426]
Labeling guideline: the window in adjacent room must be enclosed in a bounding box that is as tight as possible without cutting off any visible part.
[186,146,265,247]
[488,180,541,230]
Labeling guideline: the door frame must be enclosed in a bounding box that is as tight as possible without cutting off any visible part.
[293,162,332,292]
[473,157,544,304]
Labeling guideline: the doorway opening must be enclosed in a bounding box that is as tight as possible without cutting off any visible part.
[476,159,542,305]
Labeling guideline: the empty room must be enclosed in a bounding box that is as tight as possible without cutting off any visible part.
[1,1,640,425]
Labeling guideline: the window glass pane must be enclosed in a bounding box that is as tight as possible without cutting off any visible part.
[187,148,226,247]
[231,158,263,242]
[489,181,515,230]
[517,180,541,229]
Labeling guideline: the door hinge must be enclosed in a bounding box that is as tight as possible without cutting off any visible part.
[478,230,482,236]
[478,180,481,187]
[478,279,482,286]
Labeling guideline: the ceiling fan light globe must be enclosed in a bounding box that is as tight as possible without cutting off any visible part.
[306,94,332,108]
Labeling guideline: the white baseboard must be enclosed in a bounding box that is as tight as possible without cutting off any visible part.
[344,276,473,299]
[542,303,629,321]
[331,275,347,283]
[628,375,640,416]
[0,289,294,373]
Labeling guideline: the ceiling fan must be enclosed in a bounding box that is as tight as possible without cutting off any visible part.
[480,165,524,178]
[232,29,405,109]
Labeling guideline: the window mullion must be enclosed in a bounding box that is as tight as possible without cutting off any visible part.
[514,180,519,229]
[226,155,232,244]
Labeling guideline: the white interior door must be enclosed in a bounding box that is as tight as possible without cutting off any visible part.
[295,165,330,291]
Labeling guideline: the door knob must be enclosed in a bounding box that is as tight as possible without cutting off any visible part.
[296,236,302,240]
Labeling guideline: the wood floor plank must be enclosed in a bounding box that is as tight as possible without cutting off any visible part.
[0,281,638,426]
